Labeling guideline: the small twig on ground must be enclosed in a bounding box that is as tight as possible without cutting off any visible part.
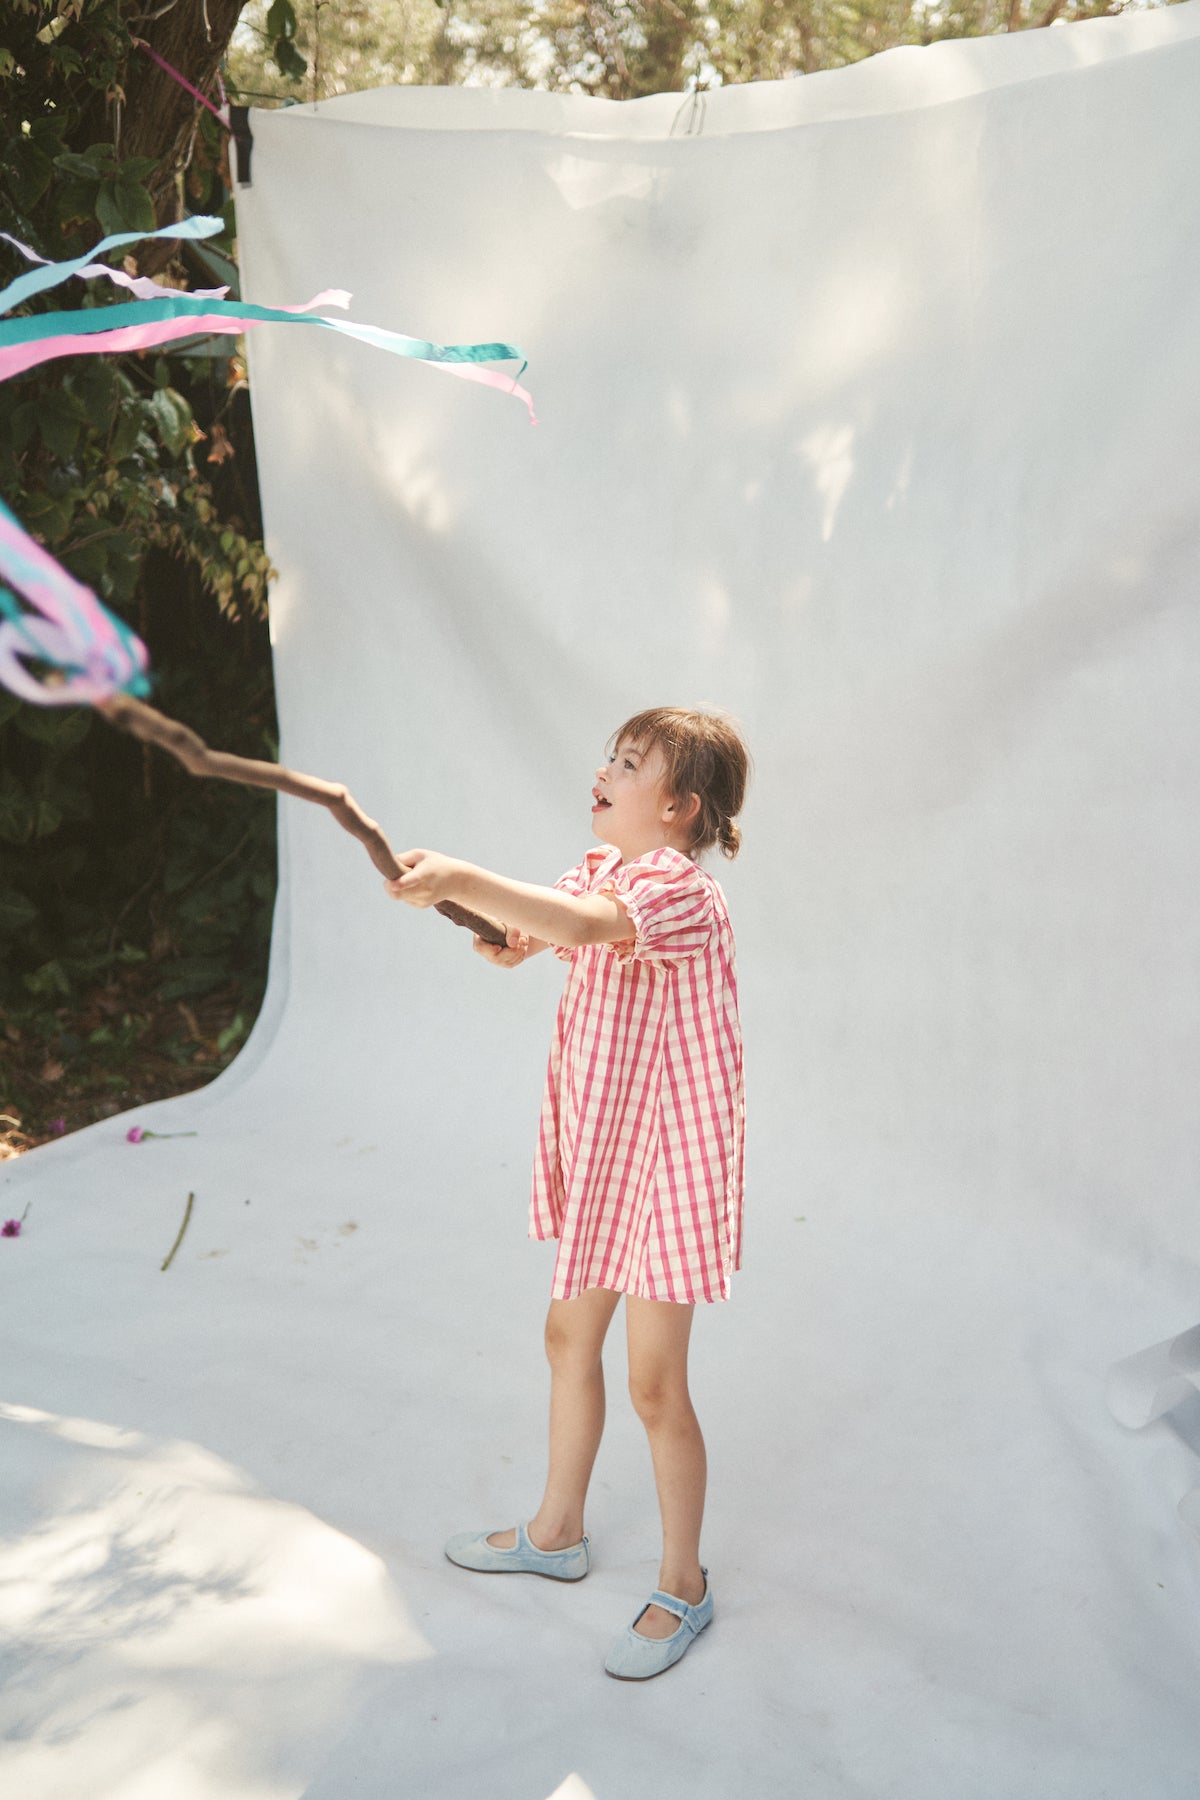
[161,1189,195,1271]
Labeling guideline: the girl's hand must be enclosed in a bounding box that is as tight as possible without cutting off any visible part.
[384,848,465,908]
[473,926,529,969]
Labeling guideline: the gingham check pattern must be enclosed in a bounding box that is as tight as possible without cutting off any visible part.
[530,846,744,1304]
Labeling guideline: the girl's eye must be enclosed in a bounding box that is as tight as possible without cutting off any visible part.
[624,759,636,771]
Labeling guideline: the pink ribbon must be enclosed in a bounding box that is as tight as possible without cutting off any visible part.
[135,41,228,128]
[0,306,537,422]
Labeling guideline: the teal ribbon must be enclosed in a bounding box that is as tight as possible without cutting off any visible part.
[0,294,522,366]
[0,217,224,316]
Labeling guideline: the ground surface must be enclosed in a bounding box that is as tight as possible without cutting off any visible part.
[1,972,252,1161]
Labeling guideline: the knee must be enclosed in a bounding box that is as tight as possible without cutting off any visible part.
[544,1312,600,1377]
[628,1371,687,1430]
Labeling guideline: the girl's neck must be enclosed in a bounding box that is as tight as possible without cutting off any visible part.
[610,830,695,865]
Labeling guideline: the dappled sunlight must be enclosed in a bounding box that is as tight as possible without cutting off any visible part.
[696,575,732,658]
[379,436,457,539]
[546,151,655,212]
[797,423,857,544]
[885,442,914,513]
[546,1776,599,1800]
[802,258,907,392]
[0,1403,430,1798]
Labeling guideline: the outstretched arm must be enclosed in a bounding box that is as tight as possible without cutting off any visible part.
[386,850,630,949]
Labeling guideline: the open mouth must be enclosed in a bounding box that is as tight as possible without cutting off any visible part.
[592,788,611,809]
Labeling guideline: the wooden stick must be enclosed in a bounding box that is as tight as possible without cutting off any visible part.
[98,693,508,945]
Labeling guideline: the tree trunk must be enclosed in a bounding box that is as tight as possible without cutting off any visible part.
[79,0,246,272]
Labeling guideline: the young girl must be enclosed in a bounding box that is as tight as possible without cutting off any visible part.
[386,706,748,1680]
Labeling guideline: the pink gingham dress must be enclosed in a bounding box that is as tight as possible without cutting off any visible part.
[530,845,744,1304]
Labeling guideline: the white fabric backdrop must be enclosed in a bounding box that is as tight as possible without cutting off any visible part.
[4,6,1200,1795]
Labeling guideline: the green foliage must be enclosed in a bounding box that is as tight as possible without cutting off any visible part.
[265,0,309,79]
[0,560,278,1016]
[228,0,1175,104]
[0,1,277,1037]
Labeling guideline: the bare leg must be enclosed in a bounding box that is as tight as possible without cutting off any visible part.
[488,1285,621,1551]
[625,1295,707,1639]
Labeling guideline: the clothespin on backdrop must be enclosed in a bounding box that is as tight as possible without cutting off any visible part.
[229,107,253,187]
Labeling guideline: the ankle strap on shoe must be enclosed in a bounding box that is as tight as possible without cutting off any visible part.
[647,1589,690,1620]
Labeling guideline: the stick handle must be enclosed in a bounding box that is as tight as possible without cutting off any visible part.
[98,695,509,946]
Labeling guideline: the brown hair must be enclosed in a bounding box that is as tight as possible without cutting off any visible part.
[608,706,750,860]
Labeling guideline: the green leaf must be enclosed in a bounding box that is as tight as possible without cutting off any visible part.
[20,492,72,543]
[13,705,92,750]
[216,1012,247,1054]
[274,37,308,80]
[113,178,156,233]
[83,143,118,169]
[10,400,40,454]
[0,887,38,934]
[0,771,33,844]
[266,0,299,39]
[96,177,155,237]
[8,139,54,212]
[117,156,160,184]
[54,149,110,181]
[156,956,231,1000]
[48,43,84,76]
[24,959,71,998]
[146,386,193,457]
[52,179,98,230]
[94,183,124,237]
[34,798,63,839]
[71,360,120,435]
[37,389,86,461]
[109,408,142,461]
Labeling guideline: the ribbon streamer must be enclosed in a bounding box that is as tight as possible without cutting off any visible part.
[0,232,228,304]
[0,216,225,315]
[0,497,150,705]
[0,292,536,419]
[0,216,534,708]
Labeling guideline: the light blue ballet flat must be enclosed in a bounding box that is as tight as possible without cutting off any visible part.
[444,1522,590,1581]
[604,1573,713,1679]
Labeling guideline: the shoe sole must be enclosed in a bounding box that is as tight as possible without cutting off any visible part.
[443,1551,589,1582]
[604,1622,711,1679]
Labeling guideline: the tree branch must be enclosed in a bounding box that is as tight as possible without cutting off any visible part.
[97,694,508,946]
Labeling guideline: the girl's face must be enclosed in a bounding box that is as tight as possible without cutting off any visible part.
[592,738,689,860]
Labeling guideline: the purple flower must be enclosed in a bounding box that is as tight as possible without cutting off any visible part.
[126,1126,146,1143]
[125,1126,195,1143]
[2,1219,20,1238]
[49,1117,66,1136]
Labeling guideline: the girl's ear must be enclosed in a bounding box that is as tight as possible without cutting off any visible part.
[664,791,701,827]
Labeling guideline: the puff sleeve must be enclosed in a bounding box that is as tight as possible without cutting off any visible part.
[602,848,715,969]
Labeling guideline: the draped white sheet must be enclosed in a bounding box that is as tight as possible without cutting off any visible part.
[3,6,1200,1796]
